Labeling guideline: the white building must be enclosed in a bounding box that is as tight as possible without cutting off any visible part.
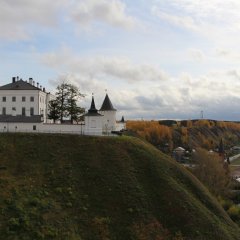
[84,93,125,135]
[0,77,125,135]
[99,94,117,133]
[0,77,53,123]
[84,96,103,135]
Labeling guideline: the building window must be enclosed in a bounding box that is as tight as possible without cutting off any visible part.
[2,107,6,115]
[2,97,6,102]
[33,125,36,130]
[22,107,26,116]
[30,107,34,116]
[30,96,34,102]
[22,96,26,102]
[12,107,16,111]
[12,96,16,102]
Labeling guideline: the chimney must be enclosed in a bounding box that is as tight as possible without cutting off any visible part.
[12,77,16,83]
[40,85,42,91]
[17,76,19,81]
[43,87,46,92]
[33,81,35,86]
[37,82,39,88]
[29,78,33,85]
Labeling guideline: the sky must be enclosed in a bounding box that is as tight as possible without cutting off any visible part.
[1,0,240,120]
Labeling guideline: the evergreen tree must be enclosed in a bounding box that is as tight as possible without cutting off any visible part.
[66,84,85,123]
[48,100,60,123]
[55,83,70,123]
[49,83,85,123]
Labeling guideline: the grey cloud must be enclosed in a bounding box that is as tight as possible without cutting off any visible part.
[41,50,169,83]
[0,0,67,40]
[0,0,136,41]
[188,48,205,62]
[151,0,240,43]
[70,0,136,29]
[43,49,240,120]
[135,95,166,109]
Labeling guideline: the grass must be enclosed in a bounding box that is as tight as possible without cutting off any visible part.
[0,133,240,239]
[231,156,240,165]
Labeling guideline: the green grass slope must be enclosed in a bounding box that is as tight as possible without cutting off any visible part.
[0,133,239,240]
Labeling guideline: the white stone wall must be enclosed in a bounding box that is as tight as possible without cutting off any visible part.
[84,115,103,135]
[0,121,124,136]
[0,122,105,136]
[115,122,126,131]
[0,122,41,133]
[99,110,116,133]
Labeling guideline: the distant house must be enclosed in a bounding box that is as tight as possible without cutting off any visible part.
[173,147,186,161]
[174,147,185,152]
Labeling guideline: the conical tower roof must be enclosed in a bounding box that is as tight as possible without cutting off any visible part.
[88,96,98,113]
[85,96,102,116]
[100,94,116,111]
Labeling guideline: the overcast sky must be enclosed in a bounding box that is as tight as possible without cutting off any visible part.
[1,0,240,120]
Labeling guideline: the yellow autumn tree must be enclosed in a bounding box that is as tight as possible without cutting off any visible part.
[192,148,231,197]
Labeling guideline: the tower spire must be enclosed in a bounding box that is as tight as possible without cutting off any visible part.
[88,94,98,113]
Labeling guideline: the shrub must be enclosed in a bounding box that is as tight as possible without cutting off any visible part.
[8,217,20,231]
[227,205,240,221]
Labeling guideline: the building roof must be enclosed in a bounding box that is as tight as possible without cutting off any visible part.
[0,115,42,123]
[84,96,102,117]
[0,79,41,91]
[100,94,116,111]
[174,147,185,151]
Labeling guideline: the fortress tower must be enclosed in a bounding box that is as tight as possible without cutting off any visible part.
[99,94,116,133]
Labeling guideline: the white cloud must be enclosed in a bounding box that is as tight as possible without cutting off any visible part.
[70,0,136,30]
[0,0,136,41]
[40,47,240,120]
[151,0,240,42]
[151,6,199,32]
[0,0,67,40]
[188,48,205,62]
[41,48,169,84]
[215,48,240,61]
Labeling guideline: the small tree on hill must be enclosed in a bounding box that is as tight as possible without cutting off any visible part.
[192,148,231,197]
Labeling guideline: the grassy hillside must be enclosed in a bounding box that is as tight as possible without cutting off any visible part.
[0,133,240,239]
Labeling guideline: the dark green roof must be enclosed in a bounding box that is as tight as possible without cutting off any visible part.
[100,94,116,111]
[0,80,41,91]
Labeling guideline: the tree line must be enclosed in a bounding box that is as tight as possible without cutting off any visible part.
[48,83,85,123]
